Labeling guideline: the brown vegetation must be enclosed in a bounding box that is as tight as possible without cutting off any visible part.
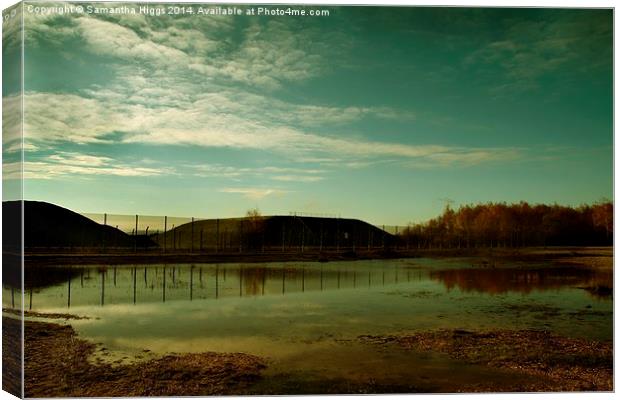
[401,201,613,248]
[8,317,266,397]
[2,316,22,397]
[360,329,612,392]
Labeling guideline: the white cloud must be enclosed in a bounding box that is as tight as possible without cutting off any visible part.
[190,164,325,181]
[76,17,190,65]
[2,95,22,147]
[47,152,114,167]
[12,10,523,174]
[3,152,172,180]
[14,89,519,169]
[219,187,289,200]
[271,175,324,182]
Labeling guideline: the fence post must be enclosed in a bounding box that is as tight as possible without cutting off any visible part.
[163,216,167,253]
[336,218,340,252]
[134,215,138,253]
[282,222,285,252]
[103,213,107,253]
[301,220,305,253]
[382,225,386,250]
[395,226,398,250]
[216,219,220,253]
[239,221,243,253]
[191,217,195,253]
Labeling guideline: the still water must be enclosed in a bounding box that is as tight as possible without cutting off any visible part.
[7,258,613,391]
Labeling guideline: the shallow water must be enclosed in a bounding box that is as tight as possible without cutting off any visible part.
[8,258,613,391]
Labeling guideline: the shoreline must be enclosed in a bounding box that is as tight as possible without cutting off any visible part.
[7,249,613,395]
[7,313,613,396]
[359,329,613,392]
[17,246,613,267]
[5,316,266,397]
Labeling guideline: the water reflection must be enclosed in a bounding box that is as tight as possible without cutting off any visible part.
[17,263,429,310]
[431,266,612,298]
[6,261,612,312]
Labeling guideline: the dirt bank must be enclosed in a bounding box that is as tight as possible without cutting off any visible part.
[360,329,612,392]
[4,317,266,397]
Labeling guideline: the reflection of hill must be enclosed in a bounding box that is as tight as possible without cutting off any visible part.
[3,201,150,250]
[3,260,79,289]
[152,216,394,251]
[24,267,81,289]
[431,267,612,296]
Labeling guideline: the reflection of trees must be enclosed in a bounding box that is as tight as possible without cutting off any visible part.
[431,267,612,296]
[401,201,614,248]
[241,267,266,296]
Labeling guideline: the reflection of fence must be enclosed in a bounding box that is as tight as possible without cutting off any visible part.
[12,264,426,310]
[23,212,409,254]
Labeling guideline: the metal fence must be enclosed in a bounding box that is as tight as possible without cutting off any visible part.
[24,211,410,254]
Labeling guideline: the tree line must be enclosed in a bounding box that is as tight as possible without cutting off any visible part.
[400,200,613,248]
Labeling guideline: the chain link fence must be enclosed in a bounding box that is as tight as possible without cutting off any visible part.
[24,211,408,254]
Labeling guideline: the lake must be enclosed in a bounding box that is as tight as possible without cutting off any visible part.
[8,258,613,392]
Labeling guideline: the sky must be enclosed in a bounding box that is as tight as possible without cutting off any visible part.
[1,4,613,225]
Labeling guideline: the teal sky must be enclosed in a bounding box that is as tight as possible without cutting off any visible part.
[2,4,613,225]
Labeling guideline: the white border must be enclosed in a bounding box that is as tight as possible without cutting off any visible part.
[0,0,615,400]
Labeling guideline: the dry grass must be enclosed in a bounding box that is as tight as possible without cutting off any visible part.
[2,316,22,397]
[4,308,91,320]
[360,329,612,392]
[5,317,266,397]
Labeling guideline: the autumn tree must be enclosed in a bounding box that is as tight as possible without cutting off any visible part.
[400,200,613,248]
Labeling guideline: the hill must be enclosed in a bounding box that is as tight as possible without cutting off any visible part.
[3,201,147,250]
[151,215,395,252]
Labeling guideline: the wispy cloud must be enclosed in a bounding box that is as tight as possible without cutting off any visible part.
[3,152,172,180]
[190,163,326,182]
[219,187,290,200]
[13,89,520,168]
[271,175,324,182]
[10,6,527,178]
[465,13,612,93]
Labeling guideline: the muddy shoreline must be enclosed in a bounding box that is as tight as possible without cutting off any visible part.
[360,329,613,392]
[7,314,613,395]
[4,316,266,397]
[19,246,613,267]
